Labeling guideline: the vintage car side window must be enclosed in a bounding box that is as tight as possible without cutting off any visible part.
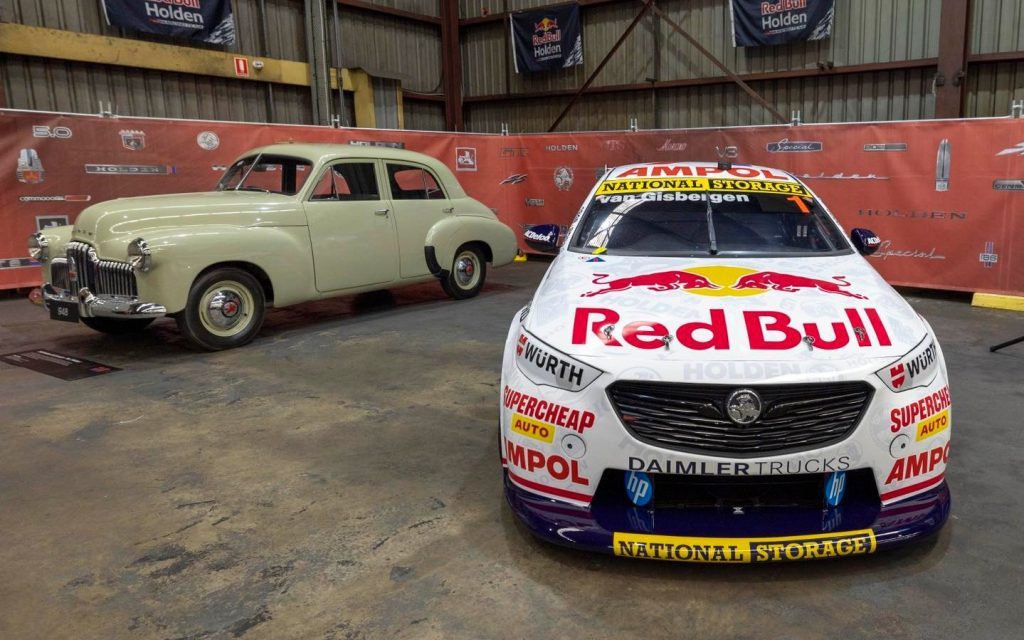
[217,154,313,195]
[310,163,380,201]
[386,163,445,200]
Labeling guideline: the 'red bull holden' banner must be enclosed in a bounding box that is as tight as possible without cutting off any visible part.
[730,0,835,47]
[101,0,236,45]
[1,109,1022,297]
[510,2,584,73]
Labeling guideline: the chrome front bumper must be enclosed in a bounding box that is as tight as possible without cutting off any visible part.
[43,284,167,319]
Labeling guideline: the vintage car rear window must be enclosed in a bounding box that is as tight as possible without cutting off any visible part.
[571,190,850,257]
[216,154,313,195]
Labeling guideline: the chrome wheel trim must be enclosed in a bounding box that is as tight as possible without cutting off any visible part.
[198,280,255,337]
[453,251,481,289]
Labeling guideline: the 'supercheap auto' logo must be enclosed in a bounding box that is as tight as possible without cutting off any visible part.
[581,266,867,299]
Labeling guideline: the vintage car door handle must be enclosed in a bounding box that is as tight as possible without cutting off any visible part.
[374,208,390,216]
[443,206,455,214]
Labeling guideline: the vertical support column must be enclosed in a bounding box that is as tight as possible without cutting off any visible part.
[350,68,376,128]
[935,0,972,118]
[440,0,463,131]
[306,0,333,125]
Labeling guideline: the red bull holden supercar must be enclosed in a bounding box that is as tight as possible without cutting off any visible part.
[500,162,951,563]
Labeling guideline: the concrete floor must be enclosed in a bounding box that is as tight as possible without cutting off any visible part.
[0,260,1021,640]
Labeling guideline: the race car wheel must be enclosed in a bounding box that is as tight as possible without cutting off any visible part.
[441,244,486,300]
[176,268,265,351]
[80,317,154,334]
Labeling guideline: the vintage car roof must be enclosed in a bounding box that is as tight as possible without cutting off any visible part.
[238,143,466,196]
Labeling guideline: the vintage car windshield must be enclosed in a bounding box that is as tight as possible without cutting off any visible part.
[570,191,851,257]
[216,154,313,195]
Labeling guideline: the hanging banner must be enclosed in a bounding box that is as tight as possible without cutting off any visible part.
[510,2,584,73]
[1,110,1022,297]
[730,0,835,47]
[100,0,236,45]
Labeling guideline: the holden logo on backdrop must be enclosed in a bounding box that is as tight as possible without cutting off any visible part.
[19,194,90,202]
[36,215,69,231]
[16,149,45,184]
[992,179,1024,191]
[197,131,220,151]
[32,125,73,139]
[766,138,822,152]
[996,142,1024,156]
[657,140,687,152]
[501,174,527,185]
[979,241,999,267]
[553,166,574,191]
[456,147,478,171]
[119,130,146,151]
[545,144,578,152]
[863,143,907,152]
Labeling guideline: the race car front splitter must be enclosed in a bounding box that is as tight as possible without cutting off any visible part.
[504,473,950,562]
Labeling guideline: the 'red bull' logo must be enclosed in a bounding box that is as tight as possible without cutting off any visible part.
[572,307,892,351]
[580,265,867,300]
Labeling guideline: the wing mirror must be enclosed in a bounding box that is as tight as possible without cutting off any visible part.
[523,224,561,254]
[850,228,881,256]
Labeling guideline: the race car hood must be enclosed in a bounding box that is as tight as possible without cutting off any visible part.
[523,252,927,367]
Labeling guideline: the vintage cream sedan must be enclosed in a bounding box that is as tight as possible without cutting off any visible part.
[28,144,517,350]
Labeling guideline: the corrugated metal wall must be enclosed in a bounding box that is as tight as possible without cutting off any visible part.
[461,0,1019,132]
[0,0,443,129]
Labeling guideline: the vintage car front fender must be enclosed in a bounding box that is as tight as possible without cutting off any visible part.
[424,215,517,277]
[131,224,316,314]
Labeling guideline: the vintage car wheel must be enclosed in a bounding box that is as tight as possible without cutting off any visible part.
[176,268,266,350]
[441,244,487,300]
[80,317,154,334]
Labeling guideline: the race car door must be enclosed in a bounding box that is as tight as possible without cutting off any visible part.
[304,160,399,292]
[383,162,452,279]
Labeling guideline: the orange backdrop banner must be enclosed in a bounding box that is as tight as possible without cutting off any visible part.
[3,110,1022,296]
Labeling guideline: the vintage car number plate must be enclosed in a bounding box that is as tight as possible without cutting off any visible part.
[49,300,80,323]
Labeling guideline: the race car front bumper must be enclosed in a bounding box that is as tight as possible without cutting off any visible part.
[504,472,950,562]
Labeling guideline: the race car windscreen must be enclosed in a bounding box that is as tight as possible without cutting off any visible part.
[570,191,851,256]
[216,154,313,195]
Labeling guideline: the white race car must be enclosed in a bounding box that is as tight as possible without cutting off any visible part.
[500,162,951,563]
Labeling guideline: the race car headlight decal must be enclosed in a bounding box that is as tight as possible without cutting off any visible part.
[875,334,939,392]
[515,329,603,391]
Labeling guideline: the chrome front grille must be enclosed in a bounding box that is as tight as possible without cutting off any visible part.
[65,241,138,297]
[50,258,71,290]
[607,381,874,457]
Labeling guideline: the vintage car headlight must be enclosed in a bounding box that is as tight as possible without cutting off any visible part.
[27,232,49,261]
[874,334,940,392]
[127,238,153,272]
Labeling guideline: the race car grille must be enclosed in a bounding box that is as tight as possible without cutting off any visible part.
[607,381,873,456]
[66,241,138,298]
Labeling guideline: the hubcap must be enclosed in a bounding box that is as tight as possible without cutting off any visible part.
[454,252,480,288]
[198,281,254,337]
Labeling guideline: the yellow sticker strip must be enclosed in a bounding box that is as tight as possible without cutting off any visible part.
[613,529,876,563]
[916,409,950,441]
[510,412,556,444]
[596,177,811,197]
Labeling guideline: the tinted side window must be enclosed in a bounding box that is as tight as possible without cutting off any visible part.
[386,163,444,200]
[310,163,380,201]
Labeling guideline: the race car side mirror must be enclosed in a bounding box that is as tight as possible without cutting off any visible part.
[850,228,881,256]
[523,224,561,253]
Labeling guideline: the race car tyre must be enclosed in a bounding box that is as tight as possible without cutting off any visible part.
[441,244,486,300]
[176,267,266,351]
[81,317,155,334]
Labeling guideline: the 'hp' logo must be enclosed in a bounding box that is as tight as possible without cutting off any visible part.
[825,471,847,507]
[625,471,653,507]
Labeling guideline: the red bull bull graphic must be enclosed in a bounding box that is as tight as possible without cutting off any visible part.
[581,266,866,299]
